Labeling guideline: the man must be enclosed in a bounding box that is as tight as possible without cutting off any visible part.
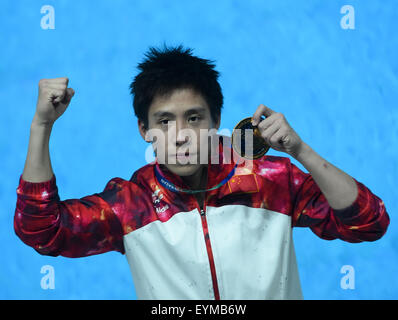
[14,44,390,299]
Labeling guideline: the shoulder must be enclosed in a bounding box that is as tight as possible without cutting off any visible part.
[252,155,310,192]
[251,154,292,177]
[99,164,156,208]
[102,162,156,190]
[129,162,156,186]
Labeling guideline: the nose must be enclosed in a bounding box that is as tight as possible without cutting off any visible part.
[174,121,190,146]
[166,120,190,147]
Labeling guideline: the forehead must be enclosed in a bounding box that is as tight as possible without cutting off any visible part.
[148,87,210,117]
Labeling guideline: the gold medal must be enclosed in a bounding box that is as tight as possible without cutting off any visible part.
[231,117,270,159]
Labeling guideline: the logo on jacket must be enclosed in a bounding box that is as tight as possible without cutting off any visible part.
[152,186,170,214]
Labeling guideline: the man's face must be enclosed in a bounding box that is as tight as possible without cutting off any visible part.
[139,87,220,177]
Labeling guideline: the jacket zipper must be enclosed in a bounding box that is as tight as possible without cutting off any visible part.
[198,205,220,300]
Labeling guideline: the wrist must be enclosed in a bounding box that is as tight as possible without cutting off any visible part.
[31,115,54,130]
[30,122,53,138]
[291,141,312,161]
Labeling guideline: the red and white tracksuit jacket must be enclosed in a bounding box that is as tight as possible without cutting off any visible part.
[14,137,390,299]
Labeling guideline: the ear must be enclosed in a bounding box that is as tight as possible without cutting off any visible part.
[138,119,150,142]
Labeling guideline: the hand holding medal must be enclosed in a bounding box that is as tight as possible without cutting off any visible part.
[232,104,304,159]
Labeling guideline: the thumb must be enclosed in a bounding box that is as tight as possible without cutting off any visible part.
[61,88,75,105]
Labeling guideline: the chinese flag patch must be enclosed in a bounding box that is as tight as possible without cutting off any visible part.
[227,174,259,194]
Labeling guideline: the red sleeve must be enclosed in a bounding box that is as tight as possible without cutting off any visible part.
[14,174,126,257]
[289,160,390,243]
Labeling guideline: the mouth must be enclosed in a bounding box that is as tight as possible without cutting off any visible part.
[177,151,192,156]
[176,152,196,156]
[171,152,197,162]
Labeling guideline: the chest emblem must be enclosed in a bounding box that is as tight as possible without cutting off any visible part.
[151,186,170,214]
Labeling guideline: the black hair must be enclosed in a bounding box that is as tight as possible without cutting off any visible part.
[129,43,223,128]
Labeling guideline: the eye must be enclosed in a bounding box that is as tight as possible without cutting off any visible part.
[159,119,169,125]
[188,115,201,123]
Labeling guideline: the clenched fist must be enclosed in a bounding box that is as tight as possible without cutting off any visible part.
[33,77,75,126]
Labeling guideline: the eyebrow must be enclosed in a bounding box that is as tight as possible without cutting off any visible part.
[152,111,174,119]
[152,106,207,119]
[184,106,206,116]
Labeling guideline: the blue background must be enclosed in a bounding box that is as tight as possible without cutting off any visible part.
[1,0,397,299]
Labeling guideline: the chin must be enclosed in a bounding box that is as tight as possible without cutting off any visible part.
[165,163,203,177]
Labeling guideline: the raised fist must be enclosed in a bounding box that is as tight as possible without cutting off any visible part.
[33,77,75,126]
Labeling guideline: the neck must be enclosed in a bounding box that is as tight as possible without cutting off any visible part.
[181,165,208,190]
